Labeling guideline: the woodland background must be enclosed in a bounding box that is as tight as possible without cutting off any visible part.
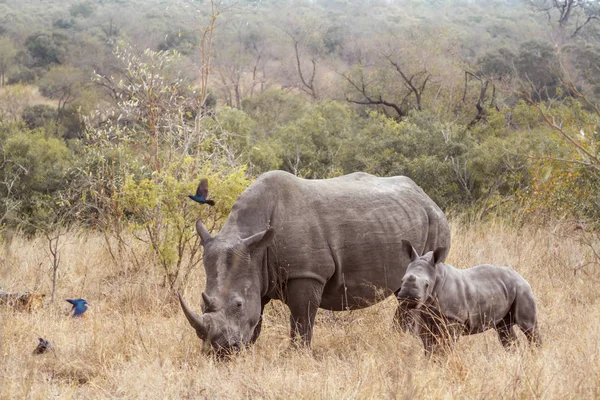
[1,0,599,291]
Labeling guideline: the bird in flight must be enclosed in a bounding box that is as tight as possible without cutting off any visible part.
[188,178,215,206]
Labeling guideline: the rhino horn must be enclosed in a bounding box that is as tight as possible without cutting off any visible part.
[202,292,217,311]
[196,219,213,246]
[178,292,209,339]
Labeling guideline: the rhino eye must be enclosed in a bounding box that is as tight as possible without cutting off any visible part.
[236,300,243,309]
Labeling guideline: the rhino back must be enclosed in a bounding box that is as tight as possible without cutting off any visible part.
[221,171,450,310]
[439,264,529,332]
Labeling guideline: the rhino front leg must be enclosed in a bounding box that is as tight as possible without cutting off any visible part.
[250,297,271,344]
[394,305,418,334]
[496,318,518,349]
[286,278,324,347]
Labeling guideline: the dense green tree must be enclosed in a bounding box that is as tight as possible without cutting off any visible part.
[0,123,72,227]
[21,104,57,129]
[24,32,68,68]
[69,1,96,18]
[478,48,516,80]
[515,40,560,101]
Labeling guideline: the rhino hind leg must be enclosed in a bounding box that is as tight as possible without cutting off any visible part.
[520,322,542,347]
[513,286,542,347]
[286,278,324,347]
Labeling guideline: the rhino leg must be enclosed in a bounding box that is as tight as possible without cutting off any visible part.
[393,305,417,334]
[250,297,271,344]
[418,312,462,357]
[512,286,542,347]
[418,314,445,357]
[522,323,542,347]
[420,330,438,357]
[286,278,324,347]
[495,318,518,349]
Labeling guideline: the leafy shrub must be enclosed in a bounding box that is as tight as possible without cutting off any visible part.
[21,104,57,129]
[118,158,251,290]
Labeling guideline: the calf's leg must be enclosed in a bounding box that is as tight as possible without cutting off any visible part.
[418,314,455,357]
[285,278,324,347]
[514,287,542,347]
[393,305,418,334]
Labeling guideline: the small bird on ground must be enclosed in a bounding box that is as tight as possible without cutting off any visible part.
[33,338,53,355]
[188,178,215,206]
[66,298,89,317]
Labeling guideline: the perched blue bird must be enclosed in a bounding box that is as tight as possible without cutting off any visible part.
[33,337,53,355]
[188,178,215,206]
[66,298,89,317]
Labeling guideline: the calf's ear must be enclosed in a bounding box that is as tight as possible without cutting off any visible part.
[432,247,446,266]
[401,240,419,262]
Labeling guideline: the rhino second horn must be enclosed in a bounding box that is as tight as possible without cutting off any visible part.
[202,292,216,310]
[196,219,213,246]
[178,293,209,339]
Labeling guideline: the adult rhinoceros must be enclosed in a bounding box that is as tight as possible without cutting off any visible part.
[179,170,450,352]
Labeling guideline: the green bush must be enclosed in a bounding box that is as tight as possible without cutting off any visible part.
[21,104,57,129]
[0,123,71,228]
[118,158,251,289]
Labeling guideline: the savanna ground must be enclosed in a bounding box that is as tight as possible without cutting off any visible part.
[1,219,599,399]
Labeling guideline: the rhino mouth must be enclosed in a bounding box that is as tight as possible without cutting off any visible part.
[210,342,243,359]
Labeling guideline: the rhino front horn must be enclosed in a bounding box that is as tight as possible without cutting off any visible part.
[195,219,213,246]
[178,292,209,339]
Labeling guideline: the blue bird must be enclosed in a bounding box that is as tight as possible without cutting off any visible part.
[66,298,89,317]
[188,178,215,206]
[33,337,53,355]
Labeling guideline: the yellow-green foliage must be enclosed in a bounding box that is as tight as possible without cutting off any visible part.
[118,157,251,289]
[517,100,600,225]
[520,161,599,224]
[0,126,71,226]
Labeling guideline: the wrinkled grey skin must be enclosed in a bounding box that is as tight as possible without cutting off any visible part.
[179,171,450,353]
[396,240,542,356]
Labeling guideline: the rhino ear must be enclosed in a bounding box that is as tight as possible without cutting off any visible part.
[432,247,446,266]
[401,240,419,262]
[196,219,213,246]
[242,228,275,251]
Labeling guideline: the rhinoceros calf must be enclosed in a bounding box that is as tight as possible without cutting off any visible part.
[179,171,450,353]
[396,240,541,355]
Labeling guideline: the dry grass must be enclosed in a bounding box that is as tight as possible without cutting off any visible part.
[1,220,600,399]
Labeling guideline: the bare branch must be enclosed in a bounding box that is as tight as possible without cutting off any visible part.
[339,71,405,118]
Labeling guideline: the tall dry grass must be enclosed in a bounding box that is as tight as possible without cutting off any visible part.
[1,219,599,399]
